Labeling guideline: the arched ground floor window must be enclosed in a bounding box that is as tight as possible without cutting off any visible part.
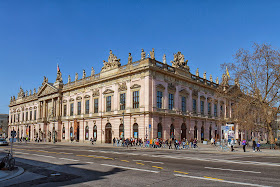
[157,123,162,138]
[133,123,138,138]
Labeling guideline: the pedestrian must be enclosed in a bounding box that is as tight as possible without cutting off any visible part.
[230,138,234,152]
[252,139,256,152]
[242,139,246,152]
[193,138,197,148]
[256,141,261,152]
[90,137,94,145]
[211,138,214,146]
[169,139,172,149]
[113,137,116,146]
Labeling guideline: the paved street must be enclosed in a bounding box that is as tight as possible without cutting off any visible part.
[1,143,280,187]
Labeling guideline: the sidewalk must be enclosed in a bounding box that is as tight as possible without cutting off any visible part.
[0,167,24,182]
[15,141,280,156]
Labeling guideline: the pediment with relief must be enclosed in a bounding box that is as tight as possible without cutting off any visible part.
[37,83,58,97]
[103,89,114,95]
[179,89,189,96]
[156,84,165,90]
[130,84,141,89]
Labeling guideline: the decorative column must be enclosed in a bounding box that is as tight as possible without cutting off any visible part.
[197,93,201,115]
[43,100,46,118]
[217,100,220,117]
[204,97,208,116]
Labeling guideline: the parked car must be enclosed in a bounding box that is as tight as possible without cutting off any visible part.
[0,138,9,146]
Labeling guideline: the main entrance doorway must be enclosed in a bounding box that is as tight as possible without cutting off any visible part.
[105,123,112,143]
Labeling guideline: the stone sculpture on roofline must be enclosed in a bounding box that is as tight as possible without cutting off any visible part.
[101,50,121,72]
[171,52,190,71]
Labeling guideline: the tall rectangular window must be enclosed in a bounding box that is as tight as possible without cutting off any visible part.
[94,99,98,113]
[133,91,139,108]
[85,100,89,114]
[34,110,37,120]
[192,99,197,113]
[106,96,111,112]
[157,91,163,109]
[26,112,28,121]
[30,111,32,120]
[17,113,20,122]
[120,93,126,110]
[220,105,223,116]
[200,101,204,114]
[77,102,81,115]
[214,104,217,117]
[14,114,15,123]
[168,93,174,110]
[63,105,67,116]
[22,113,24,122]
[70,103,74,116]
[181,96,186,112]
[208,103,211,115]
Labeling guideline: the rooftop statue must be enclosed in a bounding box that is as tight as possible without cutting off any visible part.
[128,53,132,64]
[171,52,190,71]
[29,90,32,96]
[26,90,28,97]
[163,54,167,64]
[216,77,219,84]
[75,73,78,81]
[33,88,36,95]
[203,72,206,79]
[210,74,213,82]
[83,69,86,79]
[196,68,199,76]
[43,76,48,84]
[56,67,63,82]
[68,75,71,83]
[150,48,155,60]
[141,49,146,60]
[91,67,95,76]
[101,50,121,72]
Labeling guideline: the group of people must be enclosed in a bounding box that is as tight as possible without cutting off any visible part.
[111,137,199,150]
[242,139,261,152]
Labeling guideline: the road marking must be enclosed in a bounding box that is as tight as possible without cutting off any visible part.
[59,152,73,154]
[121,160,130,162]
[41,155,56,158]
[101,164,159,173]
[132,160,164,164]
[205,167,261,174]
[136,162,145,165]
[174,170,189,175]
[20,152,30,155]
[204,176,224,181]
[174,174,271,187]
[86,162,94,164]
[76,155,88,157]
[152,166,163,169]
[59,158,79,162]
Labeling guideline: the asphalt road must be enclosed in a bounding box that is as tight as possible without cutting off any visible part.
[1,143,279,187]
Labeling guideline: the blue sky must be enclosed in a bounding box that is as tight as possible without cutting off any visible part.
[1,0,280,114]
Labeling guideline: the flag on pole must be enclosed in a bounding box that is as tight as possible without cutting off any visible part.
[226,66,230,78]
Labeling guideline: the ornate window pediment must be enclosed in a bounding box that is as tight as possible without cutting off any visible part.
[200,95,206,100]
[92,89,100,97]
[76,96,82,101]
[103,89,114,95]
[37,83,58,97]
[156,84,165,90]
[130,84,141,89]
[192,90,198,97]
[69,98,74,102]
[63,100,67,103]
[168,83,176,92]
[118,82,127,92]
[84,95,90,99]
[179,89,189,96]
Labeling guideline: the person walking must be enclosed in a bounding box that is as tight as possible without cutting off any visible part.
[193,138,197,148]
[256,141,261,152]
[230,139,234,152]
[252,139,256,152]
[242,139,246,152]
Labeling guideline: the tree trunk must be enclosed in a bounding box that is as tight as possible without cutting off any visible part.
[268,124,275,144]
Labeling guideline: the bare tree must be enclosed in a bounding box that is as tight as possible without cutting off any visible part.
[221,43,280,144]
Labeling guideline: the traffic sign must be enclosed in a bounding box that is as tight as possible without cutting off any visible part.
[11,131,16,138]
[149,124,151,128]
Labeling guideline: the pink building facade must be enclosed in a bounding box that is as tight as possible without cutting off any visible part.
[9,50,260,143]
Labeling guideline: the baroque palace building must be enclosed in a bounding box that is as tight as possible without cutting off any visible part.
[8,49,244,143]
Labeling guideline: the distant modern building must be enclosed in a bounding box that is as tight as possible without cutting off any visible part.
[8,49,264,143]
[0,114,9,138]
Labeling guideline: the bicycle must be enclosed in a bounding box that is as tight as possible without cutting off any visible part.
[2,151,15,170]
